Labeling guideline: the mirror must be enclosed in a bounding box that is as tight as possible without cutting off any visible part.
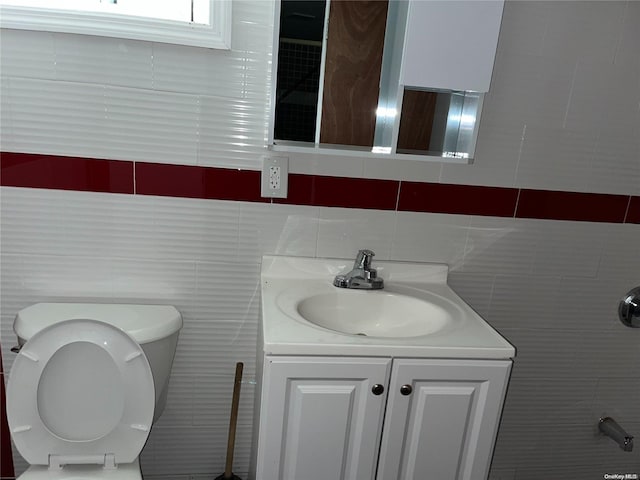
[393,88,482,159]
[272,0,493,160]
[274,1,325,143]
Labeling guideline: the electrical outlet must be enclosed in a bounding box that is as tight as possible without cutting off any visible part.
[269,165,281,190]
[261,156,288,198]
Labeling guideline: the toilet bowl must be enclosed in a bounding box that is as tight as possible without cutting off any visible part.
[6,303,183,479]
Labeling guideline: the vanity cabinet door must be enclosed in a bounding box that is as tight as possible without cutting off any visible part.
[255,356,391,480]
[376,359,511,480]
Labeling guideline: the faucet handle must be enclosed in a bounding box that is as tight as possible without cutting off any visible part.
[354,249,375,269]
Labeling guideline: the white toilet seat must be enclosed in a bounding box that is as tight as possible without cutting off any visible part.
[7,319,155,468]
[18,459,143,480]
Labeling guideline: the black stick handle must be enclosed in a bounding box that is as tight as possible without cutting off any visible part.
[224,362,243,477]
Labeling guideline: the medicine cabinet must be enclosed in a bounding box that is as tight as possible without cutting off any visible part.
[270,0,504,161]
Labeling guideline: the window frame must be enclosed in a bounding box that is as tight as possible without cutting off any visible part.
[0,0,232,49]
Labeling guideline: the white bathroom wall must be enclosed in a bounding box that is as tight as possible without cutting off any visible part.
[0,0,274,171]
[1,1,640,479]
[1,187,639,478]
[0,1,638,194]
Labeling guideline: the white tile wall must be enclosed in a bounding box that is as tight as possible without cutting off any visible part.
[363,155,442,183]
[391,211,470,269]
[316,207,396,260]
[151,43,247,98]
[463,217,537,275]
[0,76,12,148]
[487,469,516,480]
[598,223,640,283]
[237,202,319,260]
[515,125,596,192]
[446,272,494,318]
[104,86,200,164]
[592,378,640,424]
[5,78,109,158]
[0,29,56,80]
[1,1,638,194]
[439,118,523,188]
[487,274,564,330]
[487,53,576,131]
[589,128,640,196]
[147,196,240,262]
[500,376,598,426]
[575,329,640,379]
[172,317,258,379]
[140,423,253,476]
[54,33,154,89]
[530,219,609,277]
[286,151,365,178]
[2,1,640,478]
[615,1,640,69]
[197,94,270,169]
[2,187,638,477]
[539,1,625,64]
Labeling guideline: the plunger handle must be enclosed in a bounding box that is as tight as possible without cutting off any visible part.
[224,362,243,477]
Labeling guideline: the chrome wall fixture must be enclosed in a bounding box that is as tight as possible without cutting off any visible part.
[618,286,640,328]
[599,417,634,452]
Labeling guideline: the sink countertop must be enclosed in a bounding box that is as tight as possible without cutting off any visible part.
[260,255,515,359]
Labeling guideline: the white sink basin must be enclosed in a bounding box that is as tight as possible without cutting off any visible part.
[261,255,515,359]
[297,290,454,338]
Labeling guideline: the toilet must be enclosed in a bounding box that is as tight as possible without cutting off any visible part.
[6,303,183,479]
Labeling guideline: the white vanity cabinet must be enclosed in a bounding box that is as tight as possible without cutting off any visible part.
[255,256,516,480]
[254,355,511,480]
[377,358,511,480]
[255,357,391,480]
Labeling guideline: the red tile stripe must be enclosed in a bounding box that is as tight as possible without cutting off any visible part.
[516,189,629,223]
[275,174,399,210]
[626,196,640,224]
[398,181,519,217]
[0,152,133,194]
[1,152,636,224]
[135,162,267,203]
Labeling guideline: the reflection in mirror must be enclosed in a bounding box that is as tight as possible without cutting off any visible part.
[396,88,482,159]
[274,1,325,142]
[319,0,388,147]
[273,0,491,160]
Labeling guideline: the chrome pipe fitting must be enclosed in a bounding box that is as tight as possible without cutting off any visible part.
[599,417,634,452]
[619,286,640,328]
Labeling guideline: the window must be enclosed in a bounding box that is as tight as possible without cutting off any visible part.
[0,0,231,49]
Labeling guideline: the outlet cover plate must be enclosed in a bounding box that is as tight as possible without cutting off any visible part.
[261,156,289,198]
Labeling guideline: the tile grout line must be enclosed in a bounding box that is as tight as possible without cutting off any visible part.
[513,188,522,218]
[394,180,402,211]
[622,195,631,224]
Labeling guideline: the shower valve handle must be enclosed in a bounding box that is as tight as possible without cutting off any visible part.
[619,286,640,328]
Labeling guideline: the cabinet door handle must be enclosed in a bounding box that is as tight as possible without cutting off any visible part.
[371,384,385,395]
[400,384,413,396]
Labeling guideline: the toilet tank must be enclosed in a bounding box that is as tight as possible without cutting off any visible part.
[13,303,182,422]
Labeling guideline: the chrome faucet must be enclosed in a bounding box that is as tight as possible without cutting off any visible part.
[333,249,384,290]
